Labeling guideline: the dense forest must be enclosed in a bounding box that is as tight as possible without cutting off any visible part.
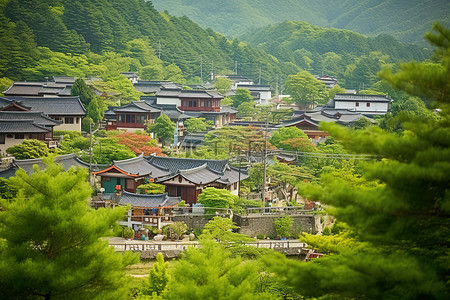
[0,0,436,91]
[242,21,432,89]
[152,0,450,46]
[0,0,299,85]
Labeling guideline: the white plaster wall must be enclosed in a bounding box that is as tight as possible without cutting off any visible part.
[156,97,181,107]
[0,134,32,154]
[334,101,389,113]
[53,117,82,132]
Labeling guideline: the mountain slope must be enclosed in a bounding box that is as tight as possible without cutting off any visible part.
[151,0,450,45]
[0,0,299,84]
[241,21,431,89]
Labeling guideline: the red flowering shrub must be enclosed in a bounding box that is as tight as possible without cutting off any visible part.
[114,132,164,156]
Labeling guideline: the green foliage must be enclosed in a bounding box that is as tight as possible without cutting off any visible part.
[284,70,328,108]
[87,96,104,123]
[148,114,176,146]
[269,127,316,152]
[197,187,238,209]
[137,182,166,195]
[0,177,17,200]
[152,0,448,46]
[142,253,170,297]
[265,23,450,299]
[237,101,257,118]
[6,139,49,159]
[71,78,95,107]
[232,88,253,107]
[162,240,272,299]
[221,97,234,106]
[214,77,232,94]
[200,217,254,243]
[168,222,188,240]
[184,117,208,133]
[274,216,294,238]
[322,226,331,236]
[53,130,82,140]
[0,77,13,95]
[0,158,138,299]
[123,227,135,239]
[77,137,135,164]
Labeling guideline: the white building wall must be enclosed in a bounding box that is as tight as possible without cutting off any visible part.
[156,97,181,107]
[334,101,389,113]
[0,134,33,154]
[53,116,82,132]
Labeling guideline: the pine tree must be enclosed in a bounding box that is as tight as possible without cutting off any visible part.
[0,158,138,299]
[264,23,450,299]
[71,78,95,107]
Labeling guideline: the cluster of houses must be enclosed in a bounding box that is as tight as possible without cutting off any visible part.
[0,73,393,230]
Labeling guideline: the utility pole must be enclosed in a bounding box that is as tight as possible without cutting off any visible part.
[275,75,279,98]
[210,60,214,81]
[200,55,203,83]
[261,114,268,207]
[258,66,262,85]
[157,41,161,60]
[89,123,93,185]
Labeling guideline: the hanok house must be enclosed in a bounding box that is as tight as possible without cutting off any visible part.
[93,155,249,205]
[104,101,161,132]
[99,191,181,229]
[0,110,61,154]
[331,93,393,116]
[0,96,86,131]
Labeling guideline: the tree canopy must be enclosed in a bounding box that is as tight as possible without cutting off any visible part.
[147,114,176,146]
[264,23,450,299]
[0,158,137,299]
[6,139,49,159]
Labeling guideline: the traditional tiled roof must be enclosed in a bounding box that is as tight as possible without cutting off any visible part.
[216,166,248,184]
[112,155,169,177]
[14,153,90,174]
[155,88,182,97]
[3,82,45,96]
[4,96,86,116]
[146,156,228,174]
[112,101,161,114]
[0,111,61,126]
[117,191,181,208]
[333,93,393,103]
[53,76,76,84]
[0,120,51,133]
[220,106,238,114]
[179,90,223,99]
[148,103,191,120]
[237,84,271,91]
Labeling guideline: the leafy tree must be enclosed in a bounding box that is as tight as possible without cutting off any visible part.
[265,23,450,299]
[214,77,232,94]
[6,139,49,159]
[232,88,253,107]
[114,132,163,156]
[197,187,238,209]
[269,127,315,152]
[268,161,311,201]
[0,77,13,95]
[221,97,234,106]
[162,240,272,299]
[284,70,327,109]
[147,114,176,147]
[184,117,208,133]
[200,217,254,243]
[86,96,104,123]
[0,158,138,299]
[167,222,188,240]
[142,252,170,297]
[274,216,294,238]
[0,177,17,200]
[78,137,135,164]
[137,182,166,195]
[237,101,257,118]
[71,78,95,107]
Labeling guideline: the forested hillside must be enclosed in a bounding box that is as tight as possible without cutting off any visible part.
[242,21,431,89]
[151,0,450,45]
[0,0,299,85]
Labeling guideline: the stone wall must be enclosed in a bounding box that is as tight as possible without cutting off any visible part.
[233,213,322,237]
[173,213,324,237]
[172,214,212,229]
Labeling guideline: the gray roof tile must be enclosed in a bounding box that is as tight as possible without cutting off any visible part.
[4,96,86,116]
[0,120,51,133]
[0,111,61,126]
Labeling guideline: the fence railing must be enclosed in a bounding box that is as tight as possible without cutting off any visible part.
[110,240,306,252]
